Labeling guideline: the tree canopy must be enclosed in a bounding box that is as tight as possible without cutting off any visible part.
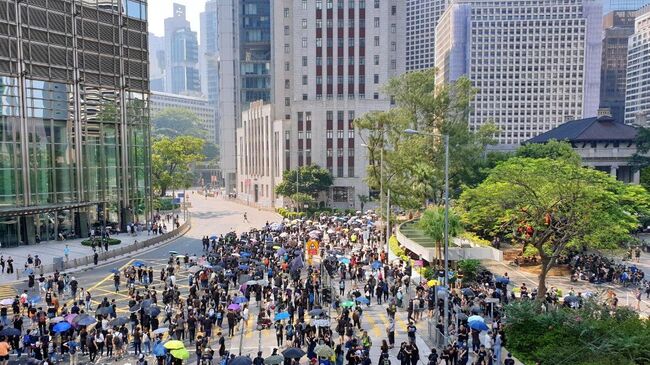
[152,136,205,197]
[418,206,463,265]
[516,139,581,165]
[152,107,208,139]
[355,69,497,210]
[459,157,650,298]
[275,165,334,197]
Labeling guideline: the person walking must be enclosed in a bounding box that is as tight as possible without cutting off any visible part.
[386,319,395,348]
[0,337,10,365]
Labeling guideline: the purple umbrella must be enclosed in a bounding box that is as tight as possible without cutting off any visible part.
[227,303,241,311]
[65,314,77,324]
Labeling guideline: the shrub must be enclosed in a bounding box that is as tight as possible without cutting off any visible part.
[458,231,491,246]
[457,259,481,282]
[81,238,121,247]
[154,197,180,211]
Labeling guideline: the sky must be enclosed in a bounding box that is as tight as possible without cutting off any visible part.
[148,0,207,37]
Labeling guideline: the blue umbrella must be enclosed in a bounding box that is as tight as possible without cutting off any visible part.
[110,269,120,274]
[133,261,146,267]
[371,261,382,270]
[77,316,97,326]
[234,296,248,304]
[24,268,34,275]
[240,252,252,258]
[468,320,489,331]
[152,343,167,357]
[53,322,72,333]
[209,235,218,240]
[28,295,41,304]
[355,297,370,304]
[238,264,249,270]
[495,276,510,284]
[274,311,290,321]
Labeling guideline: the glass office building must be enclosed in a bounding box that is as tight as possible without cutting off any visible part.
[603,0,650,13]
[0,0,151,246]
[240,0,271,104]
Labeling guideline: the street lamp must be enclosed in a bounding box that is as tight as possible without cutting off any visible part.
[404,128,451,344]
[361,142,384,252]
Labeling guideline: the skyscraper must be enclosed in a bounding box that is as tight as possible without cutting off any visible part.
[200,0,220,143]
[0,0,151,245]
[149,33,166,92]
[435,0,603,146]
[269,0,406,208]
[625,6,650,125]
[405,0,448,71]
[600,11,636,123]
[164,3,201,96]
[603,0,650,13]
[217,0,272,195]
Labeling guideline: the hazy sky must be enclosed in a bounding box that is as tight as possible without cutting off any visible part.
[148,0,207,37]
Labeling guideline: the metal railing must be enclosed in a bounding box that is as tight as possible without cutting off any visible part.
[15,217,192,280]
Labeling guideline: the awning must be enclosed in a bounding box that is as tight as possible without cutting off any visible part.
[0,201,105,217]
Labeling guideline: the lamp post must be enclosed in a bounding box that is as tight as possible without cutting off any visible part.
[361,142,384,254]
[404,128,450,343]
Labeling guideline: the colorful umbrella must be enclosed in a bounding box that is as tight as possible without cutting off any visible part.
[53,322,72,333]
[469,320,489,331]
[427,279,439,287]
[274,311,290,321]
[163,340,185,350]
[234,296,248,304]
[170,348,190,360]
[152,343,167,356]
[153,327,169,335]
[227,303,241,311]
[264,355,285,365]
[0,298,14,305]
[355,297,370,304]
[315,345,335,358]
[341,301,355,308]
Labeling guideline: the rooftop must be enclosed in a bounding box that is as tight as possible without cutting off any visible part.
[526,115,638,144]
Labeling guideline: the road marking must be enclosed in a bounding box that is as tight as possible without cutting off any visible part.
[0,284,16,299]
[64,259,135,309]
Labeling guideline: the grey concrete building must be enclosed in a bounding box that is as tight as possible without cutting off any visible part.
[405,0,448,71]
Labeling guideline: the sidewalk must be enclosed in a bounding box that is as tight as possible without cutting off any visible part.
[0,213,186,282]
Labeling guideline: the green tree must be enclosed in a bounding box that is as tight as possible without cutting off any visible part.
[151,136,205,197]
[355,70,497,209]
[290,192,316,212]
[516,139,581,165]
[459,157,650,298]
[418,206,463,266]
[275,165,334,197]
[152,108,208,139]
[358,194,370,212]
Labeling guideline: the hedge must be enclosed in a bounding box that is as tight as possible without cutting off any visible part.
[81,238,121,247]
[276,208,306,220]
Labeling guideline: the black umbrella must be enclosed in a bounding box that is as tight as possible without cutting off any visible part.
[282,348,306,358]
[110,317,129,327]
[0,327,21,336]
[145,306,161,317]
[230,356,253,365]
[129,303,142,313]
[456,313,468,321]
[95,306,113,316]
[142,299,153,308]
[309,309,325,317]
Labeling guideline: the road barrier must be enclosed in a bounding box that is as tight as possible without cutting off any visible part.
[16,217,192,280]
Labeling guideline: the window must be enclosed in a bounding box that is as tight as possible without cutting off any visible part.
[285,79,290,89]
[302,94,308,100]
[359,19,365,28]
[391,24,396,33]
[374,74,379,84]
[302,56,308,66]
[316,38,322,47]
[359,38,365,47]
[349,0,354,9]
[285,62,290,71]
[284,44,290,53]
[374,17,380,27]
[348,130,355,138]
[338,0,344,9]
[373,92,379,99]
[374,0,379,8]
[337,130,344,139]
[327,0,333,9]
[359,75,365,84]
[391,59,396,69]
[391,42,396,51]
[327,38,333,47]
[374,36,379,46]
[302,19,307,29]
[316,76,322,84]
[316,19,322,28]
[349,19,355,28]
[327,19,333,28]
[327,130,333,139]
[285,97,290,106]
[348,147,355,156]
[302,0,307,9]
[316,57,322,65]
[302,75,308,85]
[302,37,308,48]
[348,58,355,66]
[391,5,396,15]
[338,57,344,65]
[359,0,365,9]
[284,26,290,35]
[337,148,344,157]
[374,55,379,65]
[333,187,348,201]
[316,0,322,9]
[306,131,312,139]
[284,8,289,17]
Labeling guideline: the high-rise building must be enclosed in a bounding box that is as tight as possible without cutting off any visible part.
[164,3,201,96]
[217,0,272,195]
[600,11,636,123]
[603,0,650,13]
[200,0,220,144]
[149,33,166,92]
[625,6,650,125]
[0,0,151,246]
[405,0,448,71]
[267,0,406,209]
[435,0,602,146]
[150,92,217,144]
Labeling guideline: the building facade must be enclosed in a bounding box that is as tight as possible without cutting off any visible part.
[625,6,650,125]
[148,33,166,92]
[600,11,636,123]
[435,0,602,146]
[603,0,650,13]
[0,0,151,246]
[164,3,201,96]
[236,101,285,208]
[405,0,448,71]
[200,1,220,145]
[217,0,272,195]
[149,92,217,144]
[272,0,406,209]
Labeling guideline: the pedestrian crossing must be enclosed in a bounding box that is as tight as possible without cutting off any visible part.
[0,284,16,300]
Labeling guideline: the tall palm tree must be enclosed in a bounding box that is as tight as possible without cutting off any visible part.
[418,206,462,267]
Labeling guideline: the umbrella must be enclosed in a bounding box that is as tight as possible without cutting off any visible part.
[65,314,77,323]
[95,307,113,316]
[0,327,20,336]
[188,266,202,274]
[170,348,190,360]
[462,288,475,297]
[341,301,355,308]
[169,251,178,255]
[209,235,218,240]
[233,296,248,304]
[50,316,65,324]
[110,269,120,274]
[355,297,370,304]
[77,316,97,326]
[133,261,146,267]
[564,295,580,304]
[279,232,289,238]
[240,252,252,257]
[371,261,382,270]
[469,321,489,331]
[163,340,185,350]
[470,306,483,315]
[129,303,142,313]
[145,306,161,317]
[309,309,325,317]
[231,356,253,365]
[264,355,285,365]
[227,303,241,311]
[427,279,439,287]
[456,313,468,321]
[153,343,167,356]
[110,317,129,327]
[153,327,169,335]
[238,264,249,270]
[312,319,330,327]
[142,299,153,308]
[274,311,290,321]
[24,268,33,275]
[338,257,350,264]
[0,298,14,305]
[28,295,41,304]
[495,276,510,284]
[282,348,306,359]
[53,322,72,333]
[315,345,335,358]
[467,315,484,324]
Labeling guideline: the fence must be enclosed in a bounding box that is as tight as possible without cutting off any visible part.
[16,217,192,280]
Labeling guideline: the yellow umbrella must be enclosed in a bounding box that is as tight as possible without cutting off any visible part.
[170,348,190,360]
[427,279,439,287]
[163,340,185,350]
